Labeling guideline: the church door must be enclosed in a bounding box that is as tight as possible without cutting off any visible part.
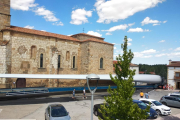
[16,78,26,88]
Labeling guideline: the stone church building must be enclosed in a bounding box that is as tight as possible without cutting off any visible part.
[0,0,114,88]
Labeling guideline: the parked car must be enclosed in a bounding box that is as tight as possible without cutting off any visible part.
[169,92,180,98]
[139,98,171,115]
[94,103,108,119]
[94,100,157,119]
[160,96,180,108]
[45,104,71,120]
[133,100,158,119]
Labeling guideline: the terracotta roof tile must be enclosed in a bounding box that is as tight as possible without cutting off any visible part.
[2,26,79,41]
[167,63,180,67]
[130,63,139,67]
[149,72,156,75]
[0,40,9,46]
[139,71,145,74]
[113,60,138,67]
[71,33,105,40]
[2,26,113,46]
[82,38,114,45]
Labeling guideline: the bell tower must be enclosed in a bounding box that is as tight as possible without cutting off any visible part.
[0,0,11,40]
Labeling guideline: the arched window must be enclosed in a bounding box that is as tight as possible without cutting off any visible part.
[31,46,36,59]
[66,51,70,61]
[73,56,75,68]
[58,55,61,68]
[100,58,103,69]
[40,54,43,68]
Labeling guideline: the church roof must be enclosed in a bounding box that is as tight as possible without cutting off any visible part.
[2,26,113,45]
[2,26,79,41]
[71,33,105,40]
[82,38,113,45]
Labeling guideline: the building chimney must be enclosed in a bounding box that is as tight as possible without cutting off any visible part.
[169,59,172,65]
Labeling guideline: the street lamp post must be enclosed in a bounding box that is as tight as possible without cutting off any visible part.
[86,74,100,120]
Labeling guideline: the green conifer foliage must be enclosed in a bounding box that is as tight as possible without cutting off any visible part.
[98,36,150,120]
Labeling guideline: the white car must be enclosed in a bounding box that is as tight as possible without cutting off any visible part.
[139,98,171,116]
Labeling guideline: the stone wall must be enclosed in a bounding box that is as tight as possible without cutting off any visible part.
[0,45,6,84]
[0,0,10,41]
[88,41,113,74]
[7,31,82,87]
[0,0,10,15]
[80,42,89,74]
[72,34,104,41]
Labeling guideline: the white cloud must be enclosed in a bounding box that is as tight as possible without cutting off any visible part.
[167,52,180,58]
[128,43,132,46]
[169,48,173,51]
[143,55,152,58]
[102,24,128,32]
[153,24,160,26]
[155,53,166,57]
[141,17,167,26]
[163,20,167,23]
[141,17,160,26]
[159,40,165,43]
[87,31,102,37]
[141,49,156,54]
[128,38,132,42]
[114,47,117,49]
[134,52,144,58]
[142,36,145,38]
[128,23,135,27]
[70,8,92,25]
[127,27,150,32]
[24,25,34,29]
[11,0,38,11]
[41,30,46,32]
[134,52,153,58]
[142,45,145,47]
[53,22,64,26]
[34,7,59,22]
[94,0,165,24]
[175,47,180,51]
[112,43,116,45]
[106,33,112,35]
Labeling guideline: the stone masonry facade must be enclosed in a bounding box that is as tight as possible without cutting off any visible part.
[0,0,114,88]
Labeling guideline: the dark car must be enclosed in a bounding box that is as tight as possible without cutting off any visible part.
[93,103,107,119]
[94,100,157,119]
[133,100,158,119]
[45,104,71,120]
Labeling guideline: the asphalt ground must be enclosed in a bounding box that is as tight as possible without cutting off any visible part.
[0,89,180,120]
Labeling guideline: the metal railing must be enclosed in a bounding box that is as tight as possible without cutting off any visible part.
[0,88,49,96]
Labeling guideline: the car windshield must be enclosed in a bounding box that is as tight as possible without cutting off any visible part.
[152,101,162,106]
[51,106,68,117]
[136,102,147,109]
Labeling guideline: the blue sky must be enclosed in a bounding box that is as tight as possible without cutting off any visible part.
[10,0,180,65]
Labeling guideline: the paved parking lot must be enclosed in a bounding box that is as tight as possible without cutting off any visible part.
[0,89,180,120]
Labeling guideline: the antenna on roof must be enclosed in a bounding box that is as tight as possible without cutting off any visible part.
[83,28,84,33]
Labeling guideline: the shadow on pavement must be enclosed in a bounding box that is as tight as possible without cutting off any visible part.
[159,116,180,120]
[0,97,80,106]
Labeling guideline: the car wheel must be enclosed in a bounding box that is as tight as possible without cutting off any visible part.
[94,109,98,116]
[162,102,167,106]
[156,109,161,116]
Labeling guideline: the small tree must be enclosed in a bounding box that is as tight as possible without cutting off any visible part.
[98,36,150,120]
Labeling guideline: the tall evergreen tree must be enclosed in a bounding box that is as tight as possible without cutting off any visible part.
[98,36,150,120]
